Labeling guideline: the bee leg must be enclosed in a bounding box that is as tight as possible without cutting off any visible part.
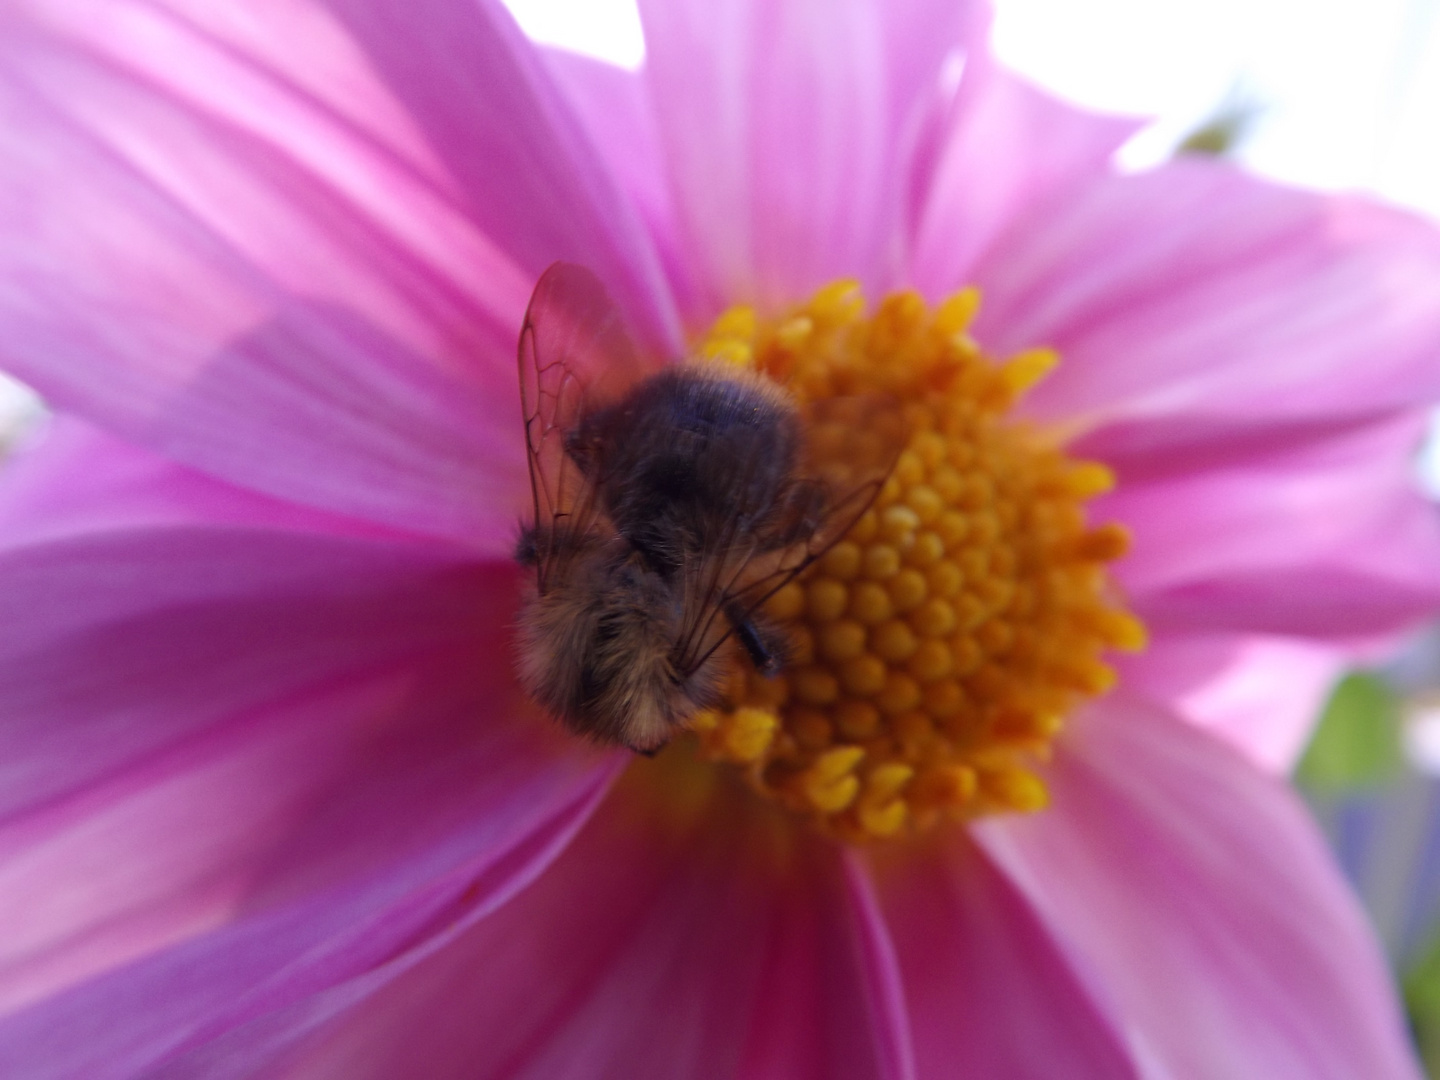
[725,601,790,677]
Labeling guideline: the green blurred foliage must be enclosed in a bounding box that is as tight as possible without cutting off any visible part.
[1406,935,1440,1076]
[1175,97,1260,159]
[1296,673,1405,793]
[1176,115,1249,156]
[1295,672,1433,1068]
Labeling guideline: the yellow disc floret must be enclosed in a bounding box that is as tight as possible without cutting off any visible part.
[688,280,1145,842]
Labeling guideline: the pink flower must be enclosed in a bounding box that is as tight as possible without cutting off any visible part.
[1,0,1439,1075]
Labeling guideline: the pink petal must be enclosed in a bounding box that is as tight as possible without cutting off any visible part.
[875,0,988,146]
[541,49,699,317]
[261,776,914,1080]
[0,656,617,1078]
[911,55,1141,297]
[0,0,674,541]
[0,0,530,362]
[1101,413,1440,638]
[1140,560,1440,640]
[636,0,981,312]
[0,416,440,549]
[322,0,681,350]
[830,855,916,1080]
[974,696,1423,1079]
[973,157,1440,427]
[0,421,508,822]
[1117,633,1347,773]
[869,841,1140,1079]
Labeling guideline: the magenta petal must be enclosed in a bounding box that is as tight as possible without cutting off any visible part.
[320,0,681,352]
[260,787,913,1080]
[1102,413,1440,638]
[0,419,622,1073]
[540,49,695,304]
[974,157,1440,426]
[870,840,1138,1079]
[974,697,1423,1079]
[0,655,618,1077]
[0,420,509,821]
[1141,563,1440,640]
[0,0,676,540]
[0,0,532,357]
[0,416,438,548]
[154,298,532,548]
[911,55,1140,297]
[828,855,916,1080]
[637,0,980,309]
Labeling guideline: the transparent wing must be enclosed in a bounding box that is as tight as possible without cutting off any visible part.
[673,394,907,676]
[519,262,648,593]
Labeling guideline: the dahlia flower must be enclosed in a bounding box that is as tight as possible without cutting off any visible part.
[1,0,1438,1075]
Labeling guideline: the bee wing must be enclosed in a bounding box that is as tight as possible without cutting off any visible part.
[519,263,649,592]
[674,394,908,676]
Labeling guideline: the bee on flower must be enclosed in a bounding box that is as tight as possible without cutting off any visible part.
[0,0,1437,1077]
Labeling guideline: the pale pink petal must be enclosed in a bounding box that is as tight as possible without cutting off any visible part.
[1102,411,1440,638]
[257,779,914,1080]
[0,421,510,821]
[974,697,1423,1079]
[1165,638,1347,773]
[911,55,1141,296]
[973,157,1440,426]
[869,841,1140,1079]
[1117,633,1347,773]
[637,0,982,312]
[876,0,988,144]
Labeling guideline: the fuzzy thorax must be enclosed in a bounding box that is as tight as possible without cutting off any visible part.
[685,281,1145,842]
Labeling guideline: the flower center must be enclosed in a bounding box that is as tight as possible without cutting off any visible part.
[683,280,1145,842]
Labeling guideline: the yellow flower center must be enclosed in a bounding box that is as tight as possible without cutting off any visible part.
[683,280,1145,842]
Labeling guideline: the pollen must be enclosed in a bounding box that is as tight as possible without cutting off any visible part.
[690,281,1145,842]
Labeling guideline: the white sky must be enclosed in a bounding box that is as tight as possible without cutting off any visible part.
[990,0,1440,216]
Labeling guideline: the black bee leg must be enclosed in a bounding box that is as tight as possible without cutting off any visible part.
[724,601,790,677]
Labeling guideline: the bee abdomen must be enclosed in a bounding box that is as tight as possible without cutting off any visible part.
[516,547,726,753]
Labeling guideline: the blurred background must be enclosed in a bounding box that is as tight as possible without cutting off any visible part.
[3,0,1438,1068]
[490,0,1440,1069]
